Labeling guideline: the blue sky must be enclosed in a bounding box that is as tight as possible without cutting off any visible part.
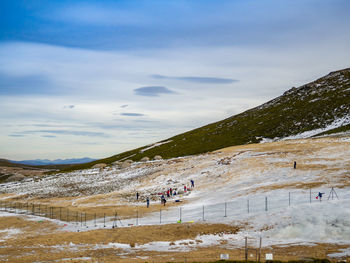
[0,0,350,160]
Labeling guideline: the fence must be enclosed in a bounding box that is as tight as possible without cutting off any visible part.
[0,187,341,229]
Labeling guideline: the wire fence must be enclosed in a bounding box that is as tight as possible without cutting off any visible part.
[0,187,341,228]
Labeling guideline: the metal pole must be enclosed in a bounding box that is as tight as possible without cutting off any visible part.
[310,188,312,203]
[136,210,138,226]
[247,199,250,214]
[265,197,268,211]
[245,237,248,262]
[202,205,205,221]
[289,192,291,206]
[103,213,106,227]
[224,202,227,217]
[258,237,262,263]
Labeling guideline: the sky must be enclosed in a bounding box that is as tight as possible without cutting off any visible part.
[0,0,350,161]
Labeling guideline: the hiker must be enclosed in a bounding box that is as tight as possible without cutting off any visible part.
[167,189,170,198]
[146,197,150,208]
[136,192,139,200]
[294,161,297,169]
[170,188,173,196]
[190,179,194,188]
[184,185,187,192]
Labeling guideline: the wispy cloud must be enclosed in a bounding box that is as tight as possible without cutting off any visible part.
[151,74,238,84]
[9,134,25,137]
[121,113,145,117]
[22,130,110,138]
[121,104,128,108]
[63,105,75,109]
[0,73,53,95]
[134,86,176,97]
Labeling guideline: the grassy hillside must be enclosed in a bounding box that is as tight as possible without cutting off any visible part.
[56,68,350,172]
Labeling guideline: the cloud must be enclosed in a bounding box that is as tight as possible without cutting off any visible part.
[41,135,56,138]
[63,105,75,109]
[151,74,238,84]
[22,130,110,138]
[121,113,145,117]
[0,73,53,95]
[9,134,25,137]
[134,86,176,97]
[121,104,128,108]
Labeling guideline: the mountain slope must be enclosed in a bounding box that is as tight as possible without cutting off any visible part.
[62,68,350,171]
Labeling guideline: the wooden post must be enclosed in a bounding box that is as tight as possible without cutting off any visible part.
[265,197,268,211]
[247,200,250,214]
[224,202,227,217]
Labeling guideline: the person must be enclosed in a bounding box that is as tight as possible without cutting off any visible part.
[170,188,173,196]
[136,192,139,200]
[317,192,325,201]
[184,186,187,193]
[294,161,297,169]
[146,197,150,208]
[167,189,170,198]
[190,179,194,188]
[161,195,166,206]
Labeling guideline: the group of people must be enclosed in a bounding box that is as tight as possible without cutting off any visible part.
[135,179,195,207]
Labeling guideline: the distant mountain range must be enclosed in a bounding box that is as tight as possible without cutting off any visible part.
[10,158,96,166]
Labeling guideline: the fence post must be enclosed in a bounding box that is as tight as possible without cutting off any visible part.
[289,192,291,206]
[224,202,227,217]
[245,237,248,262]
[265,197,268,211]
[310,188,312,203]
[103,213,106,227]
[258,237,262,263]
[202,205,205,221]
[247,199,250,214]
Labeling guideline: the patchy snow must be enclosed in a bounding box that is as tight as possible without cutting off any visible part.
[0,136,350,251]
[328,248,350,258]
[0,228,21,242]
[282,114,350,140]
[140,140,172,153]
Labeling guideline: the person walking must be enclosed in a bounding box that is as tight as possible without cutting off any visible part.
[190,179,194,188]
[184,186,187,193]
[136,192,139,200]
[146,197,150,208]
[294,161,297,169]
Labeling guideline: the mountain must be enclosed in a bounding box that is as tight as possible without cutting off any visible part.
[60,68,350,171]
[11,158,96,166]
